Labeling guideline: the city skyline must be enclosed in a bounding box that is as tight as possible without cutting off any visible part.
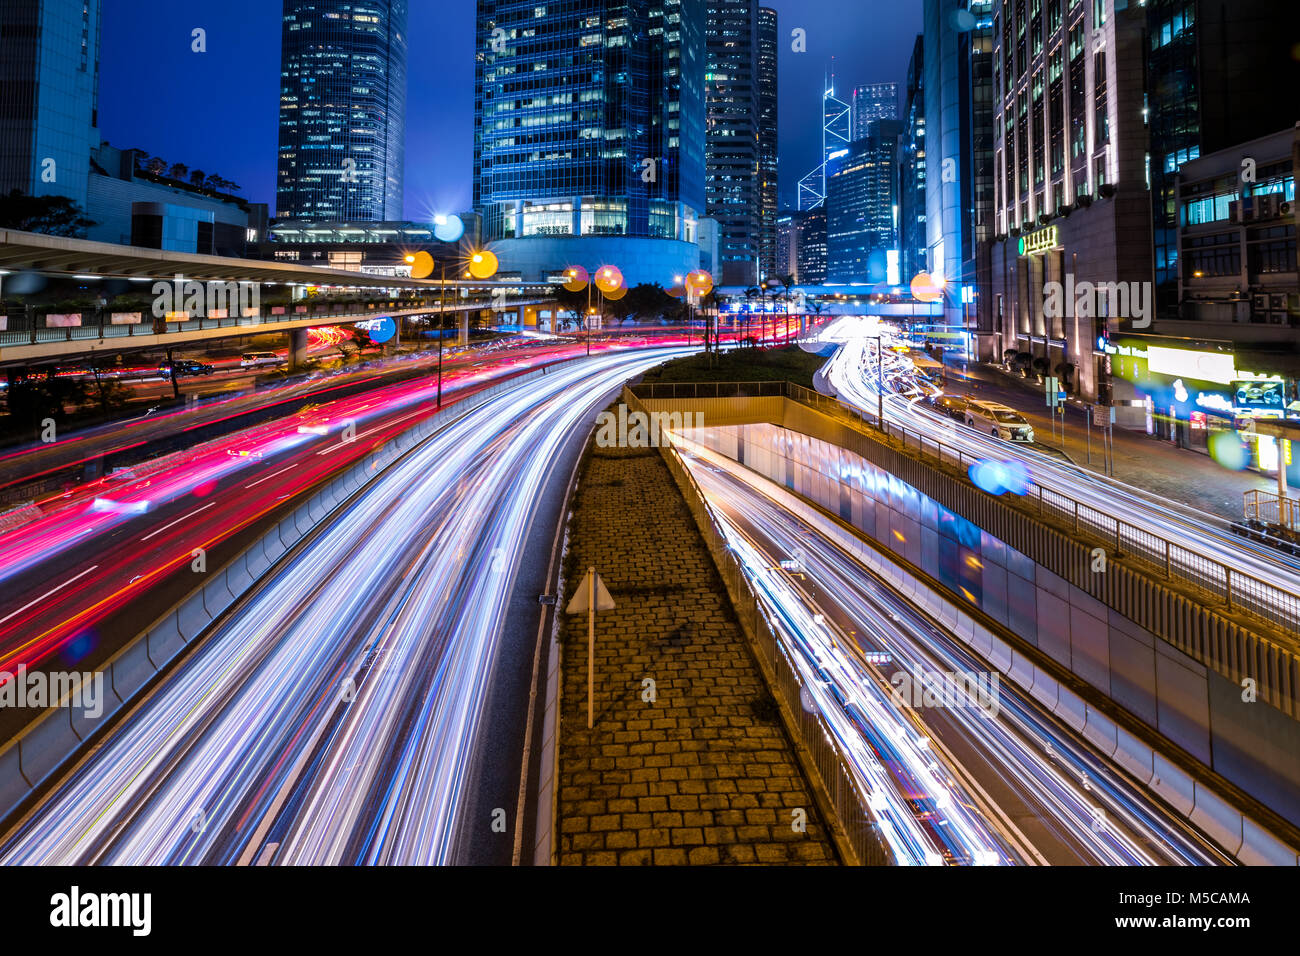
[93,0,921,221]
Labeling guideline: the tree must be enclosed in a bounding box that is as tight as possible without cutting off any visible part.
[0,190,95,237]
[168,163,189,181]
[189,169,207,188]
[145,156,167,175]
[4,370,90,426]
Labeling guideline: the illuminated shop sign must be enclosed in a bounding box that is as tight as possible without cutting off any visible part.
[1232,379,1286,410]
[1018,226,1060,256]
[1146,345,1237,386]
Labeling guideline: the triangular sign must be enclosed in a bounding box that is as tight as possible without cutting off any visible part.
[566,569,616,614]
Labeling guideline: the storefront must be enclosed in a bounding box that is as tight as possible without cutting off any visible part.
[1104,335,1296,473]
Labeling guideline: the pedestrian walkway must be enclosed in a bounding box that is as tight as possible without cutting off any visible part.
[554,436,838,866]
[941,362,1277,522]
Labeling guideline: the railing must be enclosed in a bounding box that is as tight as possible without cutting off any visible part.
[630,379,1300,638]
[628,388,891,866]
[0,298,552,348]
[1246,489,1300,534]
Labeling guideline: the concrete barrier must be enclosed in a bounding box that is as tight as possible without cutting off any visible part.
[1113,726,1155,785]
[1239,817,1300,865]
[1151,752,1196,816]
[1190,782,1245,857]
[1082,705,1119,758]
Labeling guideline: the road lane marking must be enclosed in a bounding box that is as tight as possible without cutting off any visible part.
[0,565,100,627]
[140,502,216,541]
[244,465,296,489]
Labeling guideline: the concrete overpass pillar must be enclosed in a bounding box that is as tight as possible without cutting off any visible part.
[288,327,309,370]
[458,312,469,346]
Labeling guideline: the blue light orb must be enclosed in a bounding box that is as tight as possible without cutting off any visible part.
[357,316,396,344]
[433,214,465,243]
[969,459,1032,496]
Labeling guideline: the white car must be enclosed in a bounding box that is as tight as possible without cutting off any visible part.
[965,400,1035,442]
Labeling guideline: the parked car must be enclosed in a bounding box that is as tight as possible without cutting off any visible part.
[965,400,1035,442]
[924,394,970,421]
[241,351,285,370]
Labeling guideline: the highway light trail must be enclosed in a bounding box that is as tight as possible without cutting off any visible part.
[673,434,1230,865]
[0,340,682,680]
[0,349,691,865]
[816,318,1300,622]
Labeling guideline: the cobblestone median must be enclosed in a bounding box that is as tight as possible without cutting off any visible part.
[555,437,838,866]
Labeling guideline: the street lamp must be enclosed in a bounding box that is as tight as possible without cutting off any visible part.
[563,264,622,356]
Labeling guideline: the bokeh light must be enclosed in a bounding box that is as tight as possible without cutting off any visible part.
[469,250,499,280]
[1209,431,1250,471]
[910,271,944,303]
[408,251,434,279]
[433,214,464,243]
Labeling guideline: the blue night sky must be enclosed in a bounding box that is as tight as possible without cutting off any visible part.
[98,0,921,218]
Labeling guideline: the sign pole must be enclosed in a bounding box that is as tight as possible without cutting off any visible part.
[1086,404,1092,464]
[587,566,595,730]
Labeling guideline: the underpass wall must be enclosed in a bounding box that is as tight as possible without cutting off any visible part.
[640,397,1300,836]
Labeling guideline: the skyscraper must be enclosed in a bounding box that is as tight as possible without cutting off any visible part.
[706,0,759,286]
[984,0,1151,401]
[276,0,408,222]
[827,119,902,283]
[923,0,994,348]
[797,77,852,211]
[474,0,706,285]
[897,35,927,283]
[756,6,779,284]
[796,207,827,283]
[1146,0,1300,318]
[0,0,102,213]
[852,82,899,140]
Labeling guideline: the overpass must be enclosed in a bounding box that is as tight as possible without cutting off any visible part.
[0,229,556,366]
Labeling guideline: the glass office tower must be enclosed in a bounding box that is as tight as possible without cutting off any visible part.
[276,0,408,222]
[0,0,102,212]
[852,82,899,140]
[757,6,779,283]
[705,0,760,286]
[474,0,706,284]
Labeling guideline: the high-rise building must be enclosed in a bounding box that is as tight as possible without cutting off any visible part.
[797,77,852,211]
[276,0,408,222]
[775,211,798,281]
[897,35,927,284]
[852,82,899,140]
[0,0,102,213]
[474,0,706,285]
[983,0,1150,402]
[706,0,760,286]
[756,6,779,284]
[923,0,994,351]
[827,120,902,283]
[1146,0,1300,319]
[796,207,827,284]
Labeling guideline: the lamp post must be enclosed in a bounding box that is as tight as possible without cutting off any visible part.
[872,335,884,426]
[564,266,621,356]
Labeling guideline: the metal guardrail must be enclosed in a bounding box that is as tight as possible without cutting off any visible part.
[0,298,552,348]
[627,388,891,865]
[1246,489,1300,534]
[630,379,1300,639]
